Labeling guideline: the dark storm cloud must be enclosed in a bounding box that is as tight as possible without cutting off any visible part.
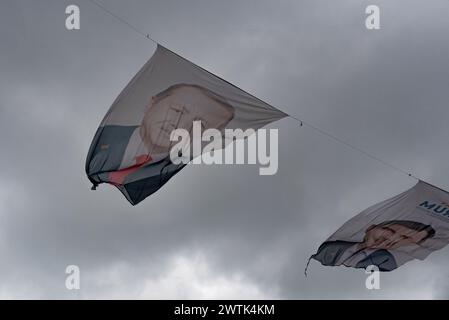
[0,0,448,298]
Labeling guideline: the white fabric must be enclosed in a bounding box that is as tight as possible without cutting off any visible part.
[323,181,449,269]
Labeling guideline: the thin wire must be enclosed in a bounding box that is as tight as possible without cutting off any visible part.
[86,0,158,44]
[289,115,420,181]
[86,0,422,184]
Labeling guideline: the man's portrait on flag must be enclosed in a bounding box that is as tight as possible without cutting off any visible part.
[313,220,436,271]
[105,83,236,186]
[86,45,287,204]
[312,181,449,271]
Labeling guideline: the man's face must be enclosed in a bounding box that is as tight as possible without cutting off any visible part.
[140,85,233,150]
[363,224,429,250]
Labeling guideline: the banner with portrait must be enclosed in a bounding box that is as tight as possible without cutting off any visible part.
[85,45,287,205]
[312,181,449,271]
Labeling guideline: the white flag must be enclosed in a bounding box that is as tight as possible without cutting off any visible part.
[86,45,287,205]
[312,181,449,271]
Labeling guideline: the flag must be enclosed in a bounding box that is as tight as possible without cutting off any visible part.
[311,181,449,271]
[85,45,287,205]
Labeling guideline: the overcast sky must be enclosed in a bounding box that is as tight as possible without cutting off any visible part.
[1,0,449,299]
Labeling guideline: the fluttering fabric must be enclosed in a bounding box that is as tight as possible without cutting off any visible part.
[312,181,449,271]
[86,45,287,205]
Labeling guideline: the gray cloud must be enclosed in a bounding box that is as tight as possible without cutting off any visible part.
[0,0,448,299]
